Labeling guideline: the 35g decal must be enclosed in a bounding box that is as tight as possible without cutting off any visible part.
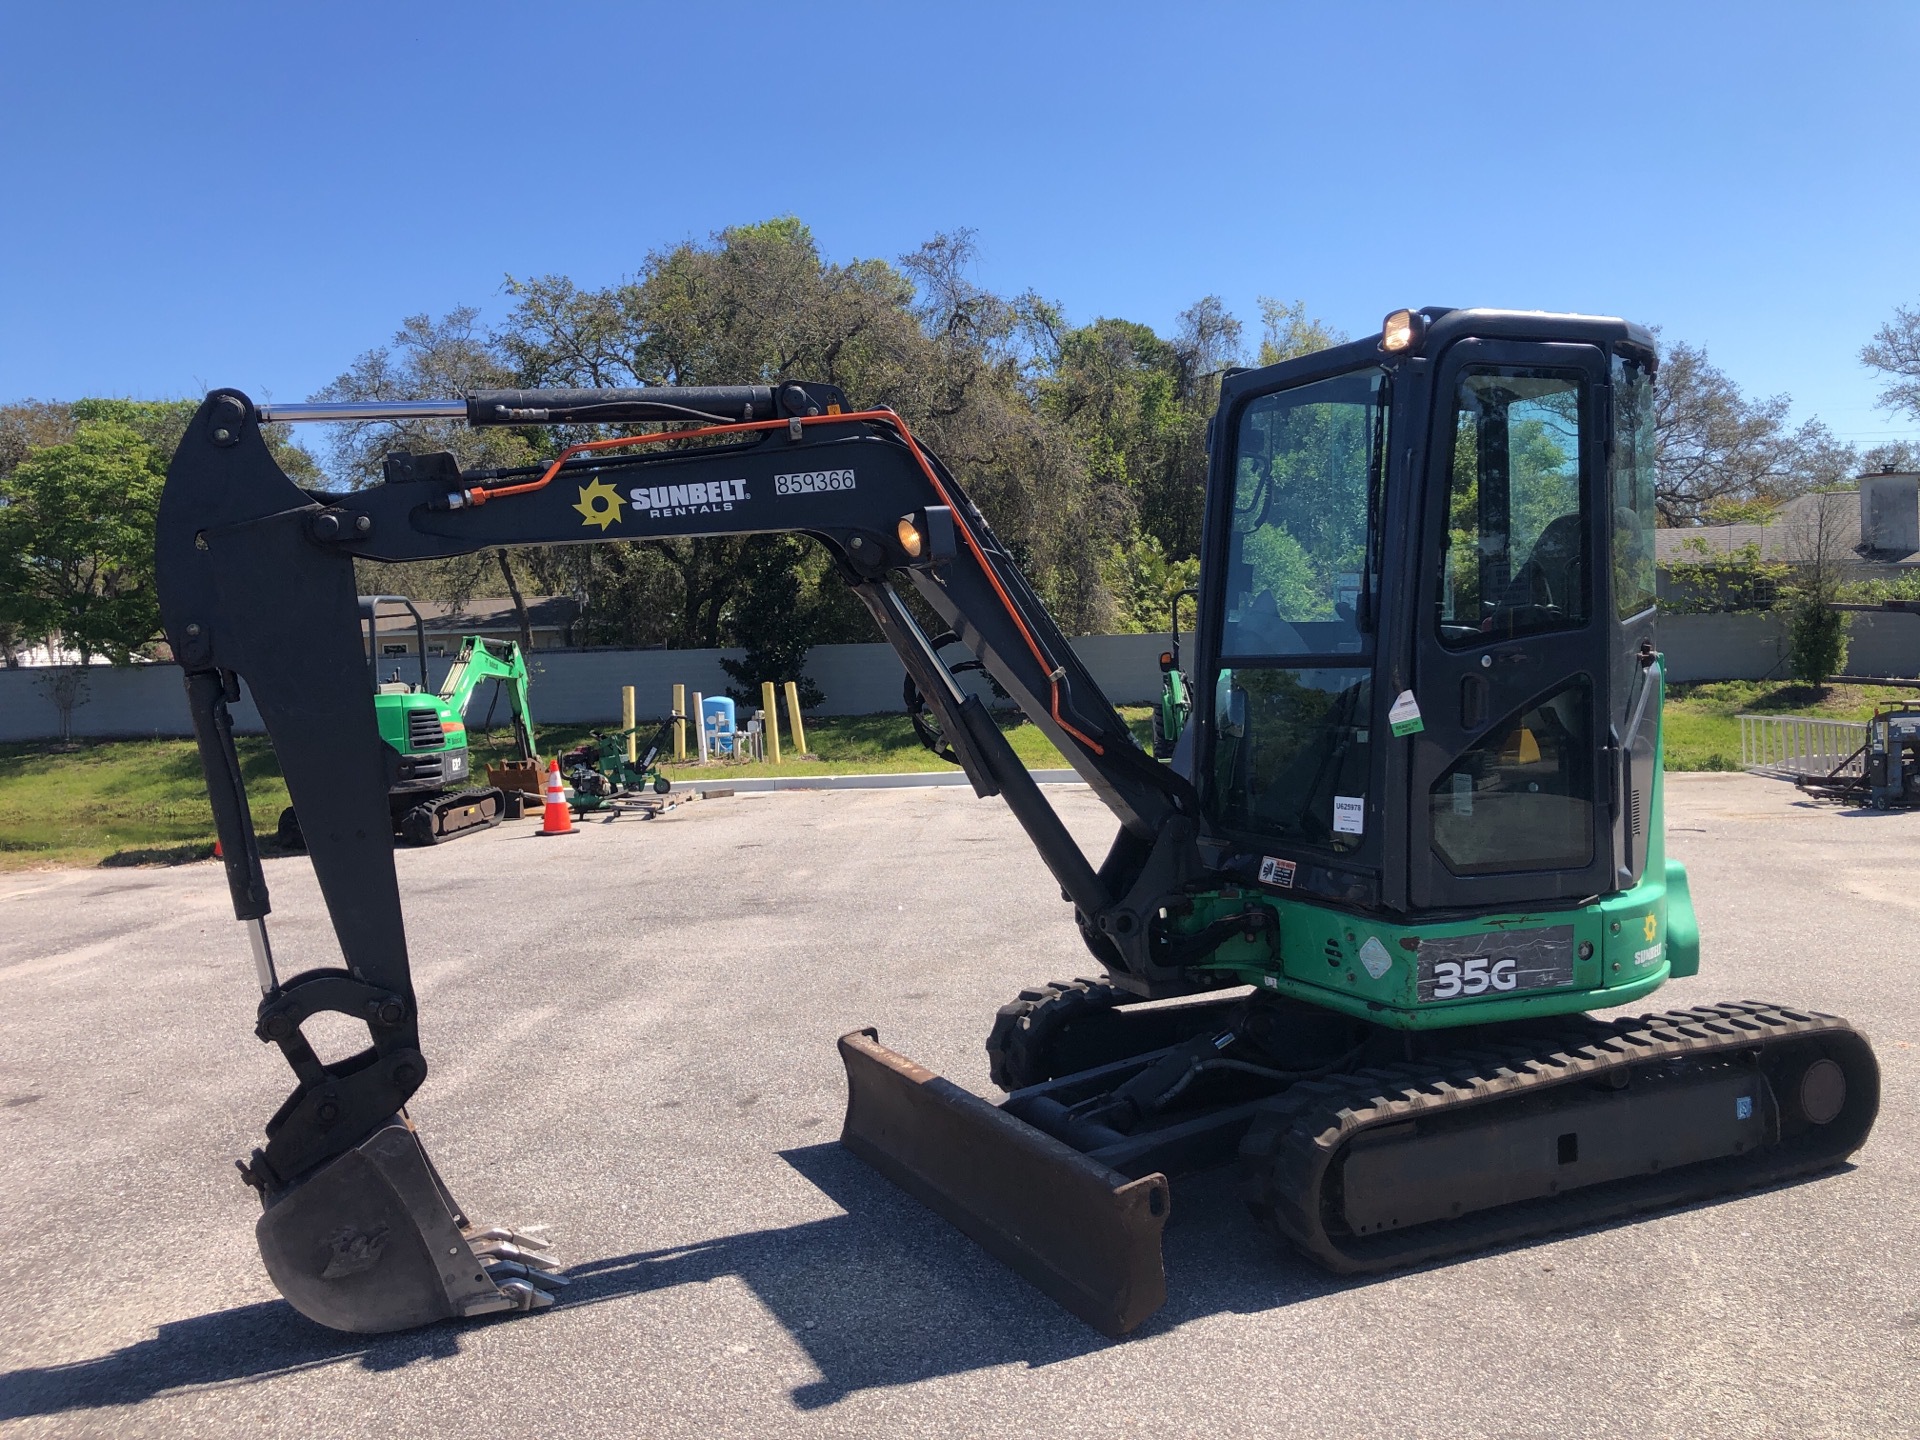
[1427,955,1518,999]
[1414,925,1576,1002]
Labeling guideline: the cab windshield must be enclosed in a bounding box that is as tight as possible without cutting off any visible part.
[1219,368,1387,659]
[1212,368,1388,854]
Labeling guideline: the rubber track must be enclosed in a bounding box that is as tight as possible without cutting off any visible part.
[985,978,1124,1091]
[408,787,504,844]
[1240,1000,1880,1274]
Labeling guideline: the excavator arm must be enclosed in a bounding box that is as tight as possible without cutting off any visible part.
[440,635,536,763]
[155,382,1204,1334]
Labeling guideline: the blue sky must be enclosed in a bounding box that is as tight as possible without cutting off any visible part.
[4,2,1917,451]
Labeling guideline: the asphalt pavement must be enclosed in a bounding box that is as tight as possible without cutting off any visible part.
[1,774,1915,1439]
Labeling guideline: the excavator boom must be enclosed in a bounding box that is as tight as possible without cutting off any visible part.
[158,381,1203,1333]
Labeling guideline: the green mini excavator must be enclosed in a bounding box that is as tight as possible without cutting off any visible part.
[275,596,538,849]
[158,307,1879,1339]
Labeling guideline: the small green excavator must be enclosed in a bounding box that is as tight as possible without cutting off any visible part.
[160,308,1879,1339]
[276,596,537,848]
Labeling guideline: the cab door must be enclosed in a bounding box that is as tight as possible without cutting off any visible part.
[1407,340,1616,910]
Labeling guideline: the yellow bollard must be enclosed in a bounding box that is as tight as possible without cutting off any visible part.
[622,685,636,763]
[784,680,807,758]
[672,683,686,761]
[761,680,781,765]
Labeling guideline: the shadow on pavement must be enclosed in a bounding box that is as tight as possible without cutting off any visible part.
[0,1299,466,1423]
[561,1145,1355,1409]
[0,1143,1354,1422]
[17,1143,1829,1420]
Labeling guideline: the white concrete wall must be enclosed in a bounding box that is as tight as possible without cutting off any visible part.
[1838,610,1920,678]
[0,634,1174,740]
[1659,610,1920,683]
[15,615,1916,744]
[1659,613,1789,682]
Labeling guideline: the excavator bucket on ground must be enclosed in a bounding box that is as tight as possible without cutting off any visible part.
[838,1030,1169,1338]
[254,1116,565,1333]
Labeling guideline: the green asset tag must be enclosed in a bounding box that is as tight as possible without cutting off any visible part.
[1388,689,1424,737]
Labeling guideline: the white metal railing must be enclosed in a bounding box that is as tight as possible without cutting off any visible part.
[1738,714,1867,779]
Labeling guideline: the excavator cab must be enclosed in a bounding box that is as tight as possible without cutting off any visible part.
[1202,312,1661,924]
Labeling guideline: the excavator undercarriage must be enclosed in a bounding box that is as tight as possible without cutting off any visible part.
[844,988,1877,1334]
[156,307,1879,1340]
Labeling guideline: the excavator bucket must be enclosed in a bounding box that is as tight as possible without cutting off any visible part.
[256,1116,564,1333]
[487,760,544,800]
[837,1029,1169,1338]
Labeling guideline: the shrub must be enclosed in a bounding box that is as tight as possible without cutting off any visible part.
[1783,595,1850,686]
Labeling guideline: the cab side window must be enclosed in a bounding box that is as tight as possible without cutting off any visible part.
[1611,355,1657,619]
[1437,369,1588,645]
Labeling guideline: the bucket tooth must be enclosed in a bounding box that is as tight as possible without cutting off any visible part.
[838,1028,1169,1338]
[255,1116,557,1333]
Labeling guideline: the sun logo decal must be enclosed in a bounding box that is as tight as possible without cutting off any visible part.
[1643,913,1658,943]
[573,478,625,531]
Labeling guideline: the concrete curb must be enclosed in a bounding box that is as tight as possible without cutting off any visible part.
[692,768,1083,794]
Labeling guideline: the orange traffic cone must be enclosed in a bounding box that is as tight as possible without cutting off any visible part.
[536,758,575,837]
[213,837,223,858]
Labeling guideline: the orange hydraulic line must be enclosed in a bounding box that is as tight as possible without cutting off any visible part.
[459,409,1106,756]
[878,409,1107,758]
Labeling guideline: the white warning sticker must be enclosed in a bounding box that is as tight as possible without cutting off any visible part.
[1389,689,1424,737]
[1332,796,1364,835]
[1358,936,1393,979]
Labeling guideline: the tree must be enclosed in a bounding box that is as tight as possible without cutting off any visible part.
[1661,537,1788,613]
[716,535,830,709]
[0,419,169,663]
[312,308,544,635]
[1101,535,1200,636]
[1256,298,1346,366]
[1780,489,1854,687]
[499,219,941,649]
[1653,340,1853,527]
[0,403,72,664]
[1862,302,1920,421]
[1861,440,1920,473]
[0,398,318,666]
[1035,295,1252,630]
[34,666,89,744]
[0,401,77,475]
[286,221,1359,666]
[499,220,1124,647]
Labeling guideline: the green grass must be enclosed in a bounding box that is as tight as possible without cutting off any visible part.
[476,708,1155,781]
[1664,681,1918,771]
[37,686,1899,868]
[0,736,289,871]
[0,708,1156,871]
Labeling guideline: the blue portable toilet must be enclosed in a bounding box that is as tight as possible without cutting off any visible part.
[702,695,737,755]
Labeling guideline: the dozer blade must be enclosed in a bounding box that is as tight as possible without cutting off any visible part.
[257,1116,561,1333]
[838,1029,1169,1338]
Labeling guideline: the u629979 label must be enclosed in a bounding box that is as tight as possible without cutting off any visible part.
[1415,925,1575,1002]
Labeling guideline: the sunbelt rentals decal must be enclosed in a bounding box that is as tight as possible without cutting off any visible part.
[573,477,751,531]
[629,479,749,517]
